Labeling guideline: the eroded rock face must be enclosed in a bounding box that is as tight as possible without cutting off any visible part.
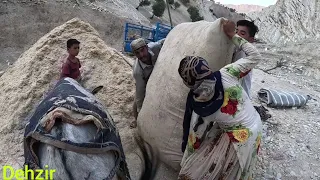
[224,4,265,14]
[209,2,245,22]
[248,0,320,44]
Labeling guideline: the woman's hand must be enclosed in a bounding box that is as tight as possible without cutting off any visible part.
[222,19,236,39]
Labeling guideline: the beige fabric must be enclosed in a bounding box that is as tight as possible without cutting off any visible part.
[130,38,147,52]
[38,107,104,132]
[137,18,235,170]
[178,133,242,180]
[233,46,253,98]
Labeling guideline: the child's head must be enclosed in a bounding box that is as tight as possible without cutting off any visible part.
[67,39,80,56]
[236,20,259,43]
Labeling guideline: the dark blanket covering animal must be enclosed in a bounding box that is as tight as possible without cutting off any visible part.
[23,77,130,179]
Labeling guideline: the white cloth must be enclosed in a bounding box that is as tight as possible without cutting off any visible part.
[232,46,252,99]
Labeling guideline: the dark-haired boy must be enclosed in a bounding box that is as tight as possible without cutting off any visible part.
[60,39,82,82]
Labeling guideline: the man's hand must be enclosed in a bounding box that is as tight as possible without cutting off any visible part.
[222,19,236,39]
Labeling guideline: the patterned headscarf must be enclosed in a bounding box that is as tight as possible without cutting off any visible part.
[178,56,213,89]
[178,56,218,102]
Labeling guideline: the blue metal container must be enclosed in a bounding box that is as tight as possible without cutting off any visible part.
[123,22,173,53]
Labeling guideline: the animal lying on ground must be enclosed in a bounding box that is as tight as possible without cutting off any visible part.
[23,77,159,180]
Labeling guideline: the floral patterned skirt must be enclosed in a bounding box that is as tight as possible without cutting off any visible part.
[178,132,258,180]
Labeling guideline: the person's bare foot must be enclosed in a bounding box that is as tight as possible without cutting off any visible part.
[130,121,137,128]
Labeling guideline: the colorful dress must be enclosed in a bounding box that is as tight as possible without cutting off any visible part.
[178,35,263,180]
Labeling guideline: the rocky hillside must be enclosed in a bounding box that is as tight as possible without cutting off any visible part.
[209,2,245,22]
[0,0,244,71]
[247,0,320,44]
[132,0,245,26]
[224,4,265,13]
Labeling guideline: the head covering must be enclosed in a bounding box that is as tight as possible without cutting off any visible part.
[178,56,213,90]
[130,38,147,52]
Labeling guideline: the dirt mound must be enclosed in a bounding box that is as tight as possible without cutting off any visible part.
[0,18,136,169]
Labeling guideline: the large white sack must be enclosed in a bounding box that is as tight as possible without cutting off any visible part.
[137,18,235,171]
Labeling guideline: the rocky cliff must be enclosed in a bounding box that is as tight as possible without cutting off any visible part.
[247,0,320,44]
[224,4,265,13]
[209,2,245,22]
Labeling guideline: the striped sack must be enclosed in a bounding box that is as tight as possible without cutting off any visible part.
[257,88,311,107]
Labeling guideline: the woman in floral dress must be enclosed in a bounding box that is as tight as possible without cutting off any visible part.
[177,20,263,180]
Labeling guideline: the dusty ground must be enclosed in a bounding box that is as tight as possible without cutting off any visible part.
[251,42,320,180]
[251,69,320,180]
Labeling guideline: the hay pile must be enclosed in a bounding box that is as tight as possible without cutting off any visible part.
[0,18,136,169]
